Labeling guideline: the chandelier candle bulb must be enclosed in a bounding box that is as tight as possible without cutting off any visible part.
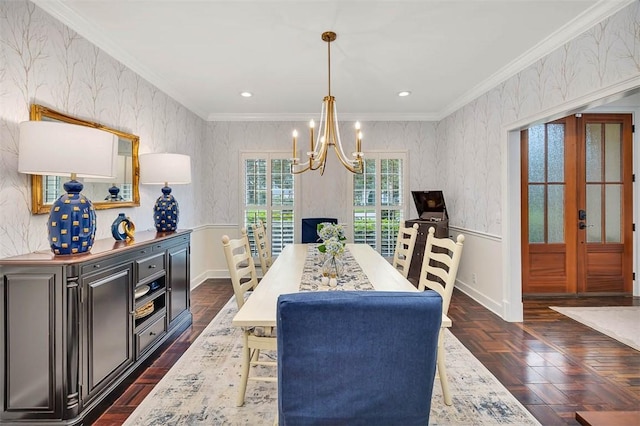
[309,120,315,153]
[292,129,298,160]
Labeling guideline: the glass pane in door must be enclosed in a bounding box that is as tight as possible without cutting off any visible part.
[585,124,602,182]
[528,185,544,243]
[605,184,621,243]
[604,123,622,181]
[547,184,564,243]
[547,124,565,182]
[528,125,545,182]
[527,123,566,244]
[586,185,601,243]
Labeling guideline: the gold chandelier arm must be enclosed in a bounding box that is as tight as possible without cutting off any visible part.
[291,162,312,174]
[309,143,327,170]
[332,143,363,173]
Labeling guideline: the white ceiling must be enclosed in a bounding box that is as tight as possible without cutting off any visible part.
[35,0,632,121]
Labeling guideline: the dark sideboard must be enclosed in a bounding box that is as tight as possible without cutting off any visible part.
[0,230,192,425]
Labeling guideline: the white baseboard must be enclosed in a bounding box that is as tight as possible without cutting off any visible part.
[190,268,267,290]
[455,278,503,318]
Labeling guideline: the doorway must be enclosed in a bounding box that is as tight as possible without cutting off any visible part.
[521,113,634,295]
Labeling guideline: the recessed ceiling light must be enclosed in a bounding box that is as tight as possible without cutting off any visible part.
[397,91,411,97]
[240,91,253,98]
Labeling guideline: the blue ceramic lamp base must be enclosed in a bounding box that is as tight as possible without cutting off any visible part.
[153,185,179,232]
[48,180,96,255]
[105,185,123,201]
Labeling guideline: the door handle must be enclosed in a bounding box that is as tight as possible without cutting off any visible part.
[579,222,586,229]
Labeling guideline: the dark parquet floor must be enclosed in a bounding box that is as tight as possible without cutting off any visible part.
[94,279,639,425]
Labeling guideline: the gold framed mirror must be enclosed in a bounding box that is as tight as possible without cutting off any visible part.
[29,104,140,214]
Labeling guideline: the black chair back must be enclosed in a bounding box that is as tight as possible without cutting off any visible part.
[301,217,337,243]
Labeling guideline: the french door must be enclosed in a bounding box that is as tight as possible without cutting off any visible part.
[521,114,633,295]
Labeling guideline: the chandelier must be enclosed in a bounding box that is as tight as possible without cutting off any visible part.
[290,31,364,175]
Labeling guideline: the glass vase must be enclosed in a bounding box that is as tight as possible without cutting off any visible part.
[322,255,344,279]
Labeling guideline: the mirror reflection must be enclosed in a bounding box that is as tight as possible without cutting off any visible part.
[29,104,140,214]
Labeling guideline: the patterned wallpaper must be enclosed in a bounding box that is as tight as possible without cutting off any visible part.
[208,120,437,225]
[437,2,640,236]
[0,0,205,258]
[0,0,638,260]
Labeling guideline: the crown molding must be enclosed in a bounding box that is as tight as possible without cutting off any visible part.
[206,112,440,122]
[437,0,636,120]
[34,0,634,123]
[32,0,210,121]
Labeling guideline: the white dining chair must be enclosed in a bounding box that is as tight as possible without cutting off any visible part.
[222,229,277,406]
[391,222,419,278]
[251,220,273,275]
[417,226,464,406]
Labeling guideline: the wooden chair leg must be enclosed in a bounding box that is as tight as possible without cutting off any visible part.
[437,331,452,405]
[237,331,251,406]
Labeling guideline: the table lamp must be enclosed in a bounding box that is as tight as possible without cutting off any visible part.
[18,120,118,255]
[105,155,130,201]
[139,153,191,232]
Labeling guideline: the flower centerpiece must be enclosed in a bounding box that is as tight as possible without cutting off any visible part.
[317,223,346,280]
[317,222,346,245]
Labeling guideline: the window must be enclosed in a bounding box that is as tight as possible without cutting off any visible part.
[242,153,296,256]
[526,123,565,244]
[120,183,132,201]
[351,153,407,257]
[44,176,61,204]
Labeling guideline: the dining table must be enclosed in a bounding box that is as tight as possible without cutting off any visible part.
[232,243,418,329]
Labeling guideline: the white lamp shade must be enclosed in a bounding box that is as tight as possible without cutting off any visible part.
[18,121,118,179]
[139,153,191,185]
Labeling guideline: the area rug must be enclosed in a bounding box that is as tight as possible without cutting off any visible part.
[123,297,540,425]
[550,306,640,351]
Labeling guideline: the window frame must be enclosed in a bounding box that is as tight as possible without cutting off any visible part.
[346,151,409,256]
[240,151,300,258]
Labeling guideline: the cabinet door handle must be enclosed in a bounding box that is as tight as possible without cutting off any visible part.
[149,331,156,336]
[148,264,156,269]
[93,264,100,268]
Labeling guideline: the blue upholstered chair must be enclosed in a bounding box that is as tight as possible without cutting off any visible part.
[276,291,442,426]
[301,217,337,243]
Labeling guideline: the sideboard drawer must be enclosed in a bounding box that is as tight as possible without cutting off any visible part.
[136,315,166,357]
[136,253,165,282]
